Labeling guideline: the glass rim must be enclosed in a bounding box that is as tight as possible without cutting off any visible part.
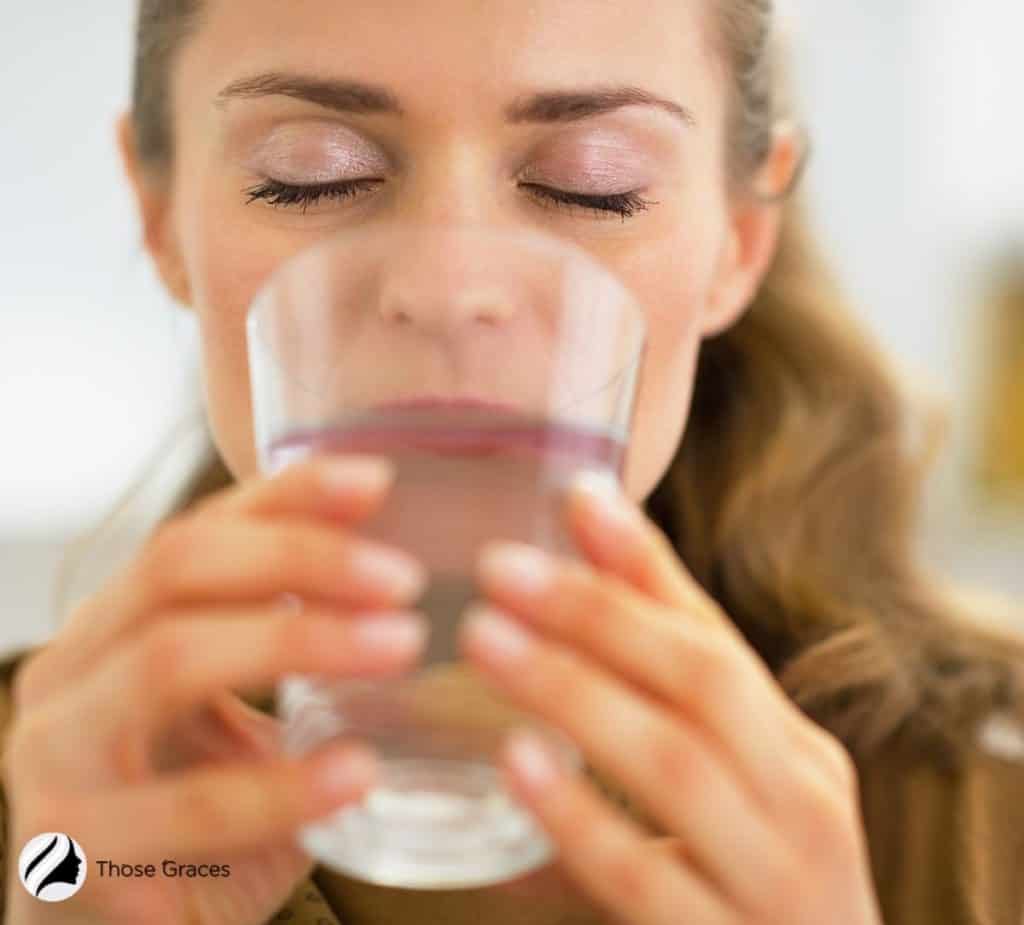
[246,220,647,356]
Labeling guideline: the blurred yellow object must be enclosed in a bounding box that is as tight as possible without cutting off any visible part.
[976,247,1024,499]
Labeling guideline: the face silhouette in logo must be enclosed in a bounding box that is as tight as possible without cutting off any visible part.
[24,835,83,898]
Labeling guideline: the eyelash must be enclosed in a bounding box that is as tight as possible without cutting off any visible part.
[519,183,657,220]
[243,178,657,220]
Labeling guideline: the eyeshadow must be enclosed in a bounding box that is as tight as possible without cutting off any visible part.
[243,122,388,183]
[524,128,660,194]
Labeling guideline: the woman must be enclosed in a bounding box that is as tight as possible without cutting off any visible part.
[2,1,1023,923]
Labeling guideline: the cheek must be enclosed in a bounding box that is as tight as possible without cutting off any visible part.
[611,226,716,504]
[181,200,290,480]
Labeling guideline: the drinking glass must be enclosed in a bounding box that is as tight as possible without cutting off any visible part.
[247,222,647,889]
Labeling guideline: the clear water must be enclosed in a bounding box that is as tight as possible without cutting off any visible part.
[267,407,625,888]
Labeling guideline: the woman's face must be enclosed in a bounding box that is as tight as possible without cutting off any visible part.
[125,0,790,503]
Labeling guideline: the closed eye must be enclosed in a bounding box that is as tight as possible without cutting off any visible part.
[242,178,657,220]
[243,177,381,212]
[519,183,657,219]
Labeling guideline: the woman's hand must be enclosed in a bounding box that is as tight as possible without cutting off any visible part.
[460,471,884,925]
[3,455,428,925]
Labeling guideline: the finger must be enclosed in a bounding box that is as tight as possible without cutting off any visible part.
[27,455,405,707]
[482,538,861,829]
[37,606,427,780]
[122,515,428,616]
[498,728,732,925]
[475,543,796,809]
[198,453,397,523]
[59,740,378,863]
[563,481,863,796]
[461,603,796,916]
[563,471,730,633]
[22,516,427,708]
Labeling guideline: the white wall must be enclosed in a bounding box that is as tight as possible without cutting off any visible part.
[2,3,1022,656]
[1,1,202,650]
[787,1,1024,613]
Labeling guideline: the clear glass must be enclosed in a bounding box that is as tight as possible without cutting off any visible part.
[247,222,647,889]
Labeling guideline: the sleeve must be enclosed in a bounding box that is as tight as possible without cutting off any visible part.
[0,646,41,924]
[855,711,1024,925]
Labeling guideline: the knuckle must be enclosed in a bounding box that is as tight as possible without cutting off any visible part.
[136,622,195,698]
[692,639,741,696]
[271,525,331,588]
[283,457,324,492]
[234,464,310,517]
[274,615,328,671]
[602,850,658,912]
[646,727,705,792]
[791,776,855,866]
[552,567,610,637]
[532,650,590,715]
[567,802,604,855]
[678,635,736,706]
[142,516,203,598]
[819,732,858,791]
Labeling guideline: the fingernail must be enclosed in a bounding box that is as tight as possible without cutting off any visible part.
[320,456,395,495]
[479,542,555,597]
[570,469,641,534]
[504,729,560,791]
[314,745,377,803]
[351,613,427,653]
[462,602,532,663]
[349,544,428,601]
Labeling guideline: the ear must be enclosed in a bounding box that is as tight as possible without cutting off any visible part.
[117,111,192,308]
[700,122,804,339]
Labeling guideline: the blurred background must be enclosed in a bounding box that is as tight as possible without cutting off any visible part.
[1,2,1022,655]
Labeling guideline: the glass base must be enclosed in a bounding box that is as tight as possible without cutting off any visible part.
[299,755,554,889]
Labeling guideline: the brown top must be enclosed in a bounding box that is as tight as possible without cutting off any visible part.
[1,643,1023,925]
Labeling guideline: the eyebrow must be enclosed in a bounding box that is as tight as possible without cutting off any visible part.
[215,72,697,128]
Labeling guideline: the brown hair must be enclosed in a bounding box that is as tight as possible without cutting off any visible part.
[131,0,202,169]
[71,0,1024,773]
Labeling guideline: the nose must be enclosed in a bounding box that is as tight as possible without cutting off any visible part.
[378,278,515,330]
[375,228,519,333]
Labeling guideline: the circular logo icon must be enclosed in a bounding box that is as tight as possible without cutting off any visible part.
[18,833,88,901]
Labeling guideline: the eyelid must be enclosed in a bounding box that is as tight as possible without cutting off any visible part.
[521,127,659,192]
[519,158,651,197]
[242,123,389,184]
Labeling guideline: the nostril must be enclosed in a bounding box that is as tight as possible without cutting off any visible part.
[377,285,515,329]
[466,305,503,326]
[377,290,418,325]
[456,287,516,325]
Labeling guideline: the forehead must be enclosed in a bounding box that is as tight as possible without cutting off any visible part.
[177,0,725,127]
